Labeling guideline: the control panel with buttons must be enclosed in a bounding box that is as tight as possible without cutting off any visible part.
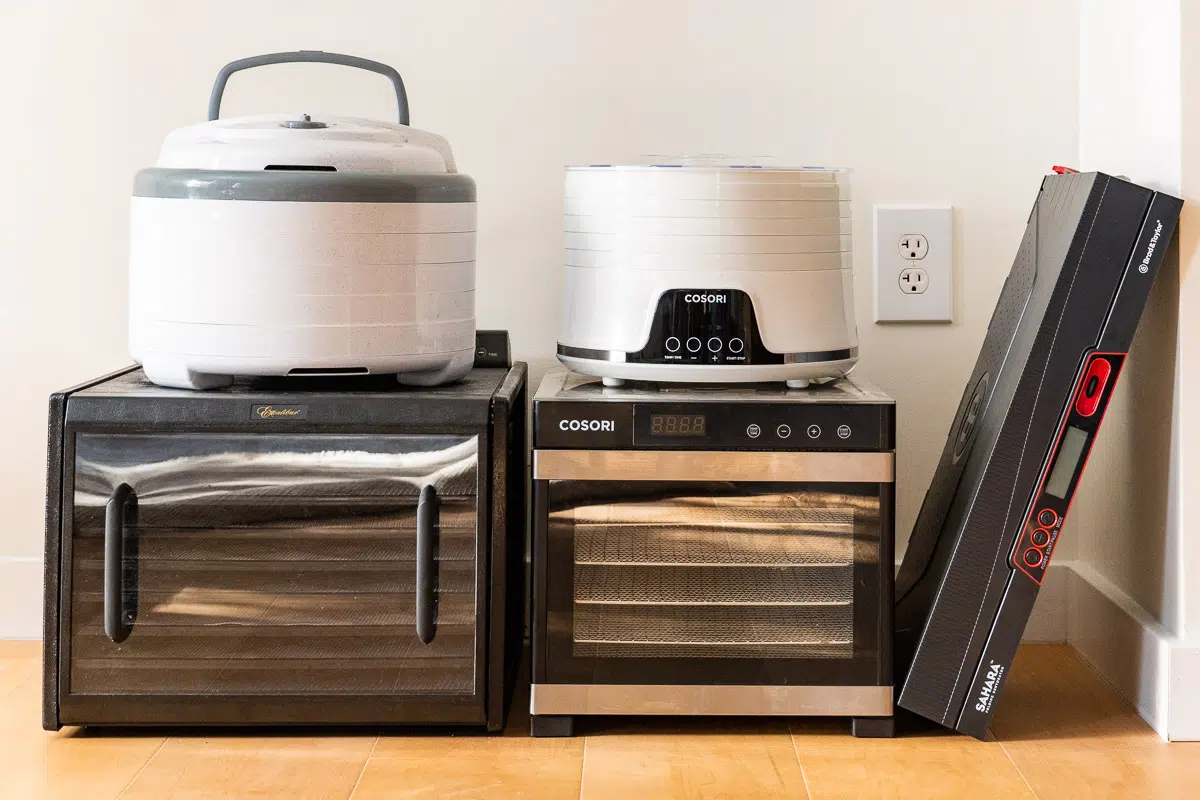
[622,288,806,366]
[1011,352,1125,584]
[533,377,895,452]
[622,402,887,450]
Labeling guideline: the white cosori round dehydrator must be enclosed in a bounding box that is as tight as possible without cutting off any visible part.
[130,51,477,390]
[557,162,858,387]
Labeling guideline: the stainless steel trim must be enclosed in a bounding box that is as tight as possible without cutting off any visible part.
[556,344,627,362]
[530,684,893,716]
[783,346,859,363]
[557,343,858,364]
[533,450,894,483]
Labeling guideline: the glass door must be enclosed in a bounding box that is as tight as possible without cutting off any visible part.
[534,450,892,687]
[62,433,480,704]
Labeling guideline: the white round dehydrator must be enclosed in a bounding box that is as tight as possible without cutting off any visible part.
[129,51,477,390]
[557,162,858,387]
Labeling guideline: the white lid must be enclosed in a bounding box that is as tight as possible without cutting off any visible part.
[568,156,848,178]
[564,197,852,219]
[564,249,853,272]
[564,215,851,236]
[155,113,459,174]
[563,231,852,255]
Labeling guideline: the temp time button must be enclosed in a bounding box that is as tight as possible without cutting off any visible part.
[746,424,762,438]
[666,336,681,353]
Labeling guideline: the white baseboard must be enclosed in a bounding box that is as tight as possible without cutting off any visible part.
[1169,644,1200,740]
[0,557,43,639]
[1065,560,1174,738]
[1061,560,1200,741]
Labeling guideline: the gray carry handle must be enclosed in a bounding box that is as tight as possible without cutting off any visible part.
[207,50,410,124]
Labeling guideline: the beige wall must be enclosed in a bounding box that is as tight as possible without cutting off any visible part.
[1073,0,1184,633]
[1179,2,1200,643]
[0,1,1079,565]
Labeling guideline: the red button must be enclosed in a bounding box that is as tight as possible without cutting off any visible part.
[1075,358,1112,417]
[1023,548,1043,568]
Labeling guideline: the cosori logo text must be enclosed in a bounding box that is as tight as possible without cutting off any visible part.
[684,293,727,303]
[1139,220,1164,274]
[559,419,615,431]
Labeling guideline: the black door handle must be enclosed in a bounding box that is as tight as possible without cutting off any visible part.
[104,483,138,644]
[416,485,440,644]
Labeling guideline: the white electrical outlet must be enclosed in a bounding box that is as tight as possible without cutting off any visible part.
[899,234,929,260]
[899,267,928,294]
[874,205,953,322]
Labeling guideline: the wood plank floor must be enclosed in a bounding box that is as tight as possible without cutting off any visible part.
[4,641,1199,799]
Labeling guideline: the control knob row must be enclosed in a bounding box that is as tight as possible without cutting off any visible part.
[665,337,744,354]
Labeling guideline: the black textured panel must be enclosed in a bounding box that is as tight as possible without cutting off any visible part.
[895,172,1166,728]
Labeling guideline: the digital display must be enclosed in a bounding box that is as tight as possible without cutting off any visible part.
[1045,426,1088,499]
[650,414,707,436]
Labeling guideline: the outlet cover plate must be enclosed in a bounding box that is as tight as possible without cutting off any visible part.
[874,204,953,322]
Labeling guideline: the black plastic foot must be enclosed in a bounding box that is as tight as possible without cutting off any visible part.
[851,716,896,738]
[530,714,575,738]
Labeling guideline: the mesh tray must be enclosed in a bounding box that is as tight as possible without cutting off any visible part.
[571,640,853,659]
[573,603,852,646]
[574,525,852,566]
[574,564,852,605]
[563,501,855,529]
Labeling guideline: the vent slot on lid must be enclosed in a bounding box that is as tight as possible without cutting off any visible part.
[287,367,369,376]
[264,165,337,172]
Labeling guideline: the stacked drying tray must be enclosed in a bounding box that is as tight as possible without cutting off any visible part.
[557,160,858,387]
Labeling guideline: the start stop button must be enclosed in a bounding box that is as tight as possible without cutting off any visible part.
[1075,357,1112,417]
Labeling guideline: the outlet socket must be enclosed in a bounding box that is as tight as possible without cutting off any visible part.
[899,267,929,294]
[899,235,929,260]
[874,205,953,322]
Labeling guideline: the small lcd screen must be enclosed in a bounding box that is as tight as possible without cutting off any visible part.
[1045,426,1089,499]
[649,414,706,436]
